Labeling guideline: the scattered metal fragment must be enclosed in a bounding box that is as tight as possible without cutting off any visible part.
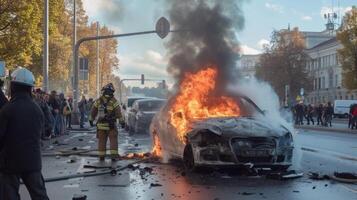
[266,170,303,180]
[98,184,127,187]
[72,194,87,200]
[308,172,330,180]
[240,192,255,196]
[150,183,163,187]
[331,172,357,183]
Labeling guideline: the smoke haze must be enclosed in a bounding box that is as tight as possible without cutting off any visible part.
[165,0,246,92]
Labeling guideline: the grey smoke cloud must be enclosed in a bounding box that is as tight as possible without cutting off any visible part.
[165,0,246,92]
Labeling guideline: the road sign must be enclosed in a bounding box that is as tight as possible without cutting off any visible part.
[156,17,170,39]
[0,61,5,77]
[79,58,89,80]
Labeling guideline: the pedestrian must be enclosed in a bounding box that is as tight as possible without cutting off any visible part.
[316,104,323,126]
[87,98,94,121]
[325,102,333,127]
[0,67,49,200]
[78,95,87,128]
[58,93,66,134]
[348,104,355,129]
[351,104,357,130]
[295,102,304,125]
[64,98,73,129]
[48,91,61,136]
[306,104,315,125]
[89,83,123,161]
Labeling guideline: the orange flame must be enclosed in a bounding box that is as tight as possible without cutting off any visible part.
[152,133,162,157]
[169,67,241,143]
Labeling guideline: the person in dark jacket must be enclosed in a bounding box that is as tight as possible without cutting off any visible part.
[0,79,8,109]
[324,102,334,127]
[305,104,315,125]
[78,95,87,128]
[316,104,323,126]
[0,67,49,200]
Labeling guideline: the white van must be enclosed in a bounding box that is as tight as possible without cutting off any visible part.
[334,100,357,118]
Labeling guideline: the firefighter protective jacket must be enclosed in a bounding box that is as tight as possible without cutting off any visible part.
[91,96,122,130]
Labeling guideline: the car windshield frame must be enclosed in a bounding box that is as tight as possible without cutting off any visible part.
[127,98,145,107]
[138,100,166,112]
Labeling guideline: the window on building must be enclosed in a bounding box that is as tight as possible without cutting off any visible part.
[340,96,342,100]
[322,77,325,89]
[352,95,355,100]
[318,77,321,89]
[335,74,338,87]
[329,73,333,88]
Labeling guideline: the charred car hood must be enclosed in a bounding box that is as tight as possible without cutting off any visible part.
[191,117,289,138]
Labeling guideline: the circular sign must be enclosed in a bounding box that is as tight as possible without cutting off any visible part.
[156,17,170,39]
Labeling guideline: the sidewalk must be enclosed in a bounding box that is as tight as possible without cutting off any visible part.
[295,122,357,134]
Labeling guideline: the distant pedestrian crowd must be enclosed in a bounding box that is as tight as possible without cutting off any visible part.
[292,101,357,130]
[33,89,94,140]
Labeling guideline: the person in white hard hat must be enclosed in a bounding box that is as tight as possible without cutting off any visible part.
[0,67,49,200]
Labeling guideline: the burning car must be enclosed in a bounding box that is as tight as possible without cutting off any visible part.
[150,68,293,171]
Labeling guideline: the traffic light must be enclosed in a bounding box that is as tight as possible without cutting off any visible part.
[162,80,166,89]
[141,74,144,85]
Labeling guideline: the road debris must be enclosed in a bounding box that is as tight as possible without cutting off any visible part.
[72,194,87,200]
[266,170,303,180]
[308,172,330,180]
[150,183,163,187]
[331,172,357,183]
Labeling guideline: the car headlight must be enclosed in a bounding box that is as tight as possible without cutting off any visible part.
[279,132,293,147]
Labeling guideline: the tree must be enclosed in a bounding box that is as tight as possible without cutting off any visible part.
[0,0,43,69]
[337,6,357,90]
[256,27,312,102]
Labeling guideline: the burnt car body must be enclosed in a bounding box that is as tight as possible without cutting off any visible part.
[127,99,166,134]
[150,95,293,171]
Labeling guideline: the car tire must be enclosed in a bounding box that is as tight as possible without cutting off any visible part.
[183,144,196,172]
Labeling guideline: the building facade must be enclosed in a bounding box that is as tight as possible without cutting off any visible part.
[305,36,357,104]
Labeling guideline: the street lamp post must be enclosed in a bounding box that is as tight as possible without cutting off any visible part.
[71,17,171,125]
[43,0,49,92]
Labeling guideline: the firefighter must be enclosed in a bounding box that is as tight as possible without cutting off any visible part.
[0,67,49,200]
[90,83,122,161]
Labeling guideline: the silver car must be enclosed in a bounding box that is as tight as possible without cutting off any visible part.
[127,99,166,134]
[150,95,293,171]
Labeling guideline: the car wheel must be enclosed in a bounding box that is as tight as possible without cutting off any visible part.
[183,144,196,172]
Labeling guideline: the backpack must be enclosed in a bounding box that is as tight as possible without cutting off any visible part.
[63,101,72,116]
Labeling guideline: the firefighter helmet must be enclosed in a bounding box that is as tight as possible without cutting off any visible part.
[101,83,115,96]
[11,67,35,87]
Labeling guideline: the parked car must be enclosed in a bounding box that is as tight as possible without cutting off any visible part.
[150,95,294,172]
[121,96,151,130]
[127,99,166,134]
[334,100,357,118]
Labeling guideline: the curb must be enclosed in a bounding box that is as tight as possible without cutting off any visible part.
[296,125,357,134]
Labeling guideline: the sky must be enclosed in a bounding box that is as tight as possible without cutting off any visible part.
[81,0,355,87]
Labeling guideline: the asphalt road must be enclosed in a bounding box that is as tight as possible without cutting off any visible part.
[19,127,357,200]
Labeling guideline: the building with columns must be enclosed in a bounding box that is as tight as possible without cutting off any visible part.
[305,35,357,104]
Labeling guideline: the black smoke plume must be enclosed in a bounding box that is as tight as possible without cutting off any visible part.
[165,0,246,92]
